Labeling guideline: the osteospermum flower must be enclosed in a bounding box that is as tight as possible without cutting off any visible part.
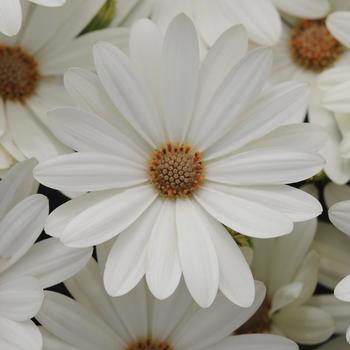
[37,258,298,350]
[0,159,92,349]
[0,0,65,36]
[270,4,350,183]
[238,219,335,345]
[0,0,129,170]
[34,16,324,308]
[151,0,330,47]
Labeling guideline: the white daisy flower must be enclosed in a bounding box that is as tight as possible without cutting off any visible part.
[151,0,331,48]
[0,0,65,37]
[0,0,129,170]
[0,159,93,350]
[313,183,350,289]
[242,219,335,345]
[34,16,324,308]
[270,3,350,183]
[37,258,298,350]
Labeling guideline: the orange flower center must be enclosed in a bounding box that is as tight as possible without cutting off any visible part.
[0,45,40,101]
[148,143,204,198]
[290,19,344,72]
[126,339,173,350]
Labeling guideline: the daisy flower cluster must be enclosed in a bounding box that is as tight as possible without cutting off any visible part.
[1,1,350,350]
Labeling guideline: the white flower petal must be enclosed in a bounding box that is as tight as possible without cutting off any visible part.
[310,294,350,334]
[6,102,68,162]
[257,219,317,294]
[37,291,124,350]
[313,221,350,289]
[104,200,161,297]
[195,184,293,238]
[322,81,350,113]
[291,251,319,306]
[327,12,350,49]
[221,0,281,46]
[40,28,129,75]
[205,213,255,307]
[34,152,147,192]
[0,318,42,350]
[129,19,162,102]
[41,328,78,350]
[273,0,330,18]
[109,281,149,341]
[65,259,130,341]
[0,194,48,270]
[48,107,145,163]
[35,0,105,59]
[206,148,324,185]
[63,68,147,149]
[193,25,248,129]
[192,0,239,47]
[176,198,219,308]
[204,82,310,160]
[0,159,38,220]
[329,200,350,235]
[209,334,298,350]
[172,281,266,350]
[161,14,199,142]
[29,0,65,6]
[151,280,193,340]
[146,200,181,300]
[210,185,322,223]
[270,282,303,314]
[273,306,335,345]
[0,276,43,321]
[335,275,350,302]
[93,41,163,147]
[0,0,21,36]
[242,123,327,155]
[60,185,157,247]
[193,48,272,150]
[3,238,92,289]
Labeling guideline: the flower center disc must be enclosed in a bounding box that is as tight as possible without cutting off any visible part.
[0,45,40,101]
[126,339,173,350]
[235,296,271,334]
[148,143,204,198]
[290,19,344,72]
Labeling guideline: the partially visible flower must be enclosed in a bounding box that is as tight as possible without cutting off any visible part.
[35,16,324,308]
[0,0,129,170]
[270,5,350,183]
[38,258,298,350]
[243,219,335,345]
[0,159,93,349]
[324,182,350,343]
[0,0,65,36]
[313,183,350,289]
[151,0,331,48]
